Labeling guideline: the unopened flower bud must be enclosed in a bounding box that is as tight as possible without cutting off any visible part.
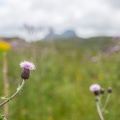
[100,88,105,94]
[108,87,112,93]
[95,97,99,102]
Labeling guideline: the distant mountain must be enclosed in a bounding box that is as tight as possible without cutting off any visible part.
[60,30,77,38]
[44,29,77,40]
[44,27,57,40]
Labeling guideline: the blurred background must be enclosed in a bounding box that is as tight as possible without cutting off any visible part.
[0,0,120,120]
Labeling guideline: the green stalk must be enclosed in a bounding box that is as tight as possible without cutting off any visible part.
[0,80,25,107]
[96,101,105,120]
[102,93,111,111]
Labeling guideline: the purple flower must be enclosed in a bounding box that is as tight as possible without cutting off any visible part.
[20,61,35,79]
[89,84,101,92]
[91,57,98,63]
[111,45,120,53]
[20,61,35,70]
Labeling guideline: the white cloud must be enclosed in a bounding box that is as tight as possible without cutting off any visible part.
[0,0,120,40]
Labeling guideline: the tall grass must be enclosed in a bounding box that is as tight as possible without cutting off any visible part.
[0,37,119,120]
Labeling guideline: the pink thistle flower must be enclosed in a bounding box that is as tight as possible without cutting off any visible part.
[90,84,101,96]
[20,61,35,70]
[90,84,101,92]
[20,61,35,80]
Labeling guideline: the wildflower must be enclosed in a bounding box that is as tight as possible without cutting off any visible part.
[111,45,120,53]
[0,41,11,51]
[20,61,35,79]
[20,61,35,70]
[90,84,101,95]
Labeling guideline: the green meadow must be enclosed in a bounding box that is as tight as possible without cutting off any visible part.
[0,37,119,120]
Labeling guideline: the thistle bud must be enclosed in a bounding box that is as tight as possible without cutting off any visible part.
[95,97,99,102]
[108,87,112,93]
[21,69,30,80]
[100,88,105,94]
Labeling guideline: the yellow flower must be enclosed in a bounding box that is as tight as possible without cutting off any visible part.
[0,41,11,51]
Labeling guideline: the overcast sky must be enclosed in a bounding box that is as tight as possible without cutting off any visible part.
[0,0,120,40]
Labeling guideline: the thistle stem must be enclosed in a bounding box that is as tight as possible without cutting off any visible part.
[102,93,111,111]
[96,102,104,120]
[0,80,25,107]
[99,95,102,106]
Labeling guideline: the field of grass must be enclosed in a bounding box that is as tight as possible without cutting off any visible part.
[0,37,120,120]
